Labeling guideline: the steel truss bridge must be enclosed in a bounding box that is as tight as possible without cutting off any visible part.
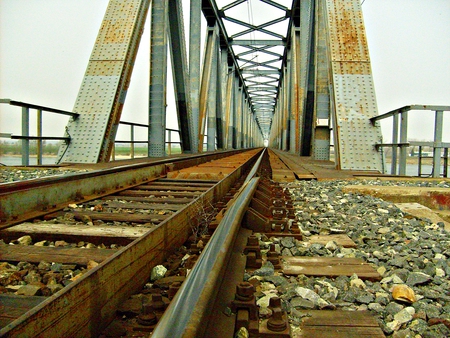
[18,0,386,171]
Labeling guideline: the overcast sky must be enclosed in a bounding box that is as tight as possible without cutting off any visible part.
[1,0,449,143]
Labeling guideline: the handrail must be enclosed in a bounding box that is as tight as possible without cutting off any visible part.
[371,105,450,177]
[0,98,78,165]
[0,99,184,164]
[0,99,79,118]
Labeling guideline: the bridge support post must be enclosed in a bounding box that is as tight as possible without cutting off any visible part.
[148,0,168,157]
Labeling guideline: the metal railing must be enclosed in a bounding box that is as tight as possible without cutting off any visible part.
[0,99,78,165]
[370,105,450,177]
[112,124,182,160]
[0,98,183,165]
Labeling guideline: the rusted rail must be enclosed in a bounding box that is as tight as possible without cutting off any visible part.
[0,149,262,337]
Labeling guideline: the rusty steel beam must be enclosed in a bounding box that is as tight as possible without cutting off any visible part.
[57,0,151,163]
[325,0,383,171]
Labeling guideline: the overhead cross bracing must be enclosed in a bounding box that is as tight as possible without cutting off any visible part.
[56,0,384,172]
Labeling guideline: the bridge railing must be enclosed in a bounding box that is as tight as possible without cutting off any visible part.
[112,123,182,160]
[0,99,78,165]
[0,99,182,165]
[370,105,450,177]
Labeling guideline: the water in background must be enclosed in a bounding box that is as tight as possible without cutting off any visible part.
[0,156,57,166]
[1,156,448,178]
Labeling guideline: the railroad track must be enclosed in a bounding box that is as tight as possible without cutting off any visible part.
[1,148,387,337]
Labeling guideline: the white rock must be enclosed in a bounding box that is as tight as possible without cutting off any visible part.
[394,307,415,324]
[386,320,401,332]
[256,294,277,308]
[150,265,167,281]
[436,268,446,277]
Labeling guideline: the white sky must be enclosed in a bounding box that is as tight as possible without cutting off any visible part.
[0,0,449,143]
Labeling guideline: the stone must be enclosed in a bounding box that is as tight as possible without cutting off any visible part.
[280,236,295,248]
[392,284,417,303]
[325,241,338,251]
[252,261,274,277]
[17,235,32,245]
[386,319,402,332]
[394,307,415,324]
[368,302,384,313]
[406,272,432,286]
[150,265,167,281]
[87,260,99,270]
[46,283,64,294]
[258,306,272,319]
[256,294,277,308]
[290,297,315,309]
[235,327,249,338]
[350,276,366,289]
[16,284,42,296]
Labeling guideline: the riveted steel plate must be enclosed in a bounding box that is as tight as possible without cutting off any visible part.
[325,0,369,62]
[58,0,148,163]
[332,74,382,170]
[325,0,382,171]
[91,0,141,61]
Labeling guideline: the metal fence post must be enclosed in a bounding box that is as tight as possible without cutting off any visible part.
[21,106,30,166]
[131,125,135,159]
[433,110,443,178]
[37,109,43,165]
[399,110,408,175]
[391,113,399,175]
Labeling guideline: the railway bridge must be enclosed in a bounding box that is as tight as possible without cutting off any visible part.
[1,1,450,338]
[4,0,386,170]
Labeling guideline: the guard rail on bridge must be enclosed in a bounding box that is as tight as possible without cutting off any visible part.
[370,105,450,178]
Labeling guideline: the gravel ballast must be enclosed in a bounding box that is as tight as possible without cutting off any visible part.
[245,179,450,338]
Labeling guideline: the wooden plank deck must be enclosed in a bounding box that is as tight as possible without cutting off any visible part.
[308,234,357,248]
[0,244,116,265]
[298,310,385,338]
[282,256,381,281]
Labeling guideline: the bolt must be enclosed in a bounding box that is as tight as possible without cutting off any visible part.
[137,303,157,326]
[151,294,165,311]
[269,296,281,309]
[236,282,254,301]
[267,307,287,332]
[247,236,259,246]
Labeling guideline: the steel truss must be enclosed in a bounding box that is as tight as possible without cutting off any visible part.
[57,0,383,171]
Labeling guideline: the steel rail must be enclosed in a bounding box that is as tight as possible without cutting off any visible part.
[0,150,262,337]
[151,149,266,338]
[0,149,253,228]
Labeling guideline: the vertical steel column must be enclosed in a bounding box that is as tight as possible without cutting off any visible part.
[236,87,244,149]
[399,111,408,176]
[391,113,399,175]
[324,0,383,170]
[199,26,219,152]
[313,0,331,160]
[224,66,234,149]
[290,28,301,153]
[433,110,444,178]
[206,34,219,152]
[219,49,229,149]
[21,106,29,166]
[298,0,314,155]
[168,0,192,153]
[189,0,201,153]
[57,0,151,163]
[215,45,224,150]
[149,0,168,157]
[37,109,42,165]
[232,75,239,149]
[283,64,290,151]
